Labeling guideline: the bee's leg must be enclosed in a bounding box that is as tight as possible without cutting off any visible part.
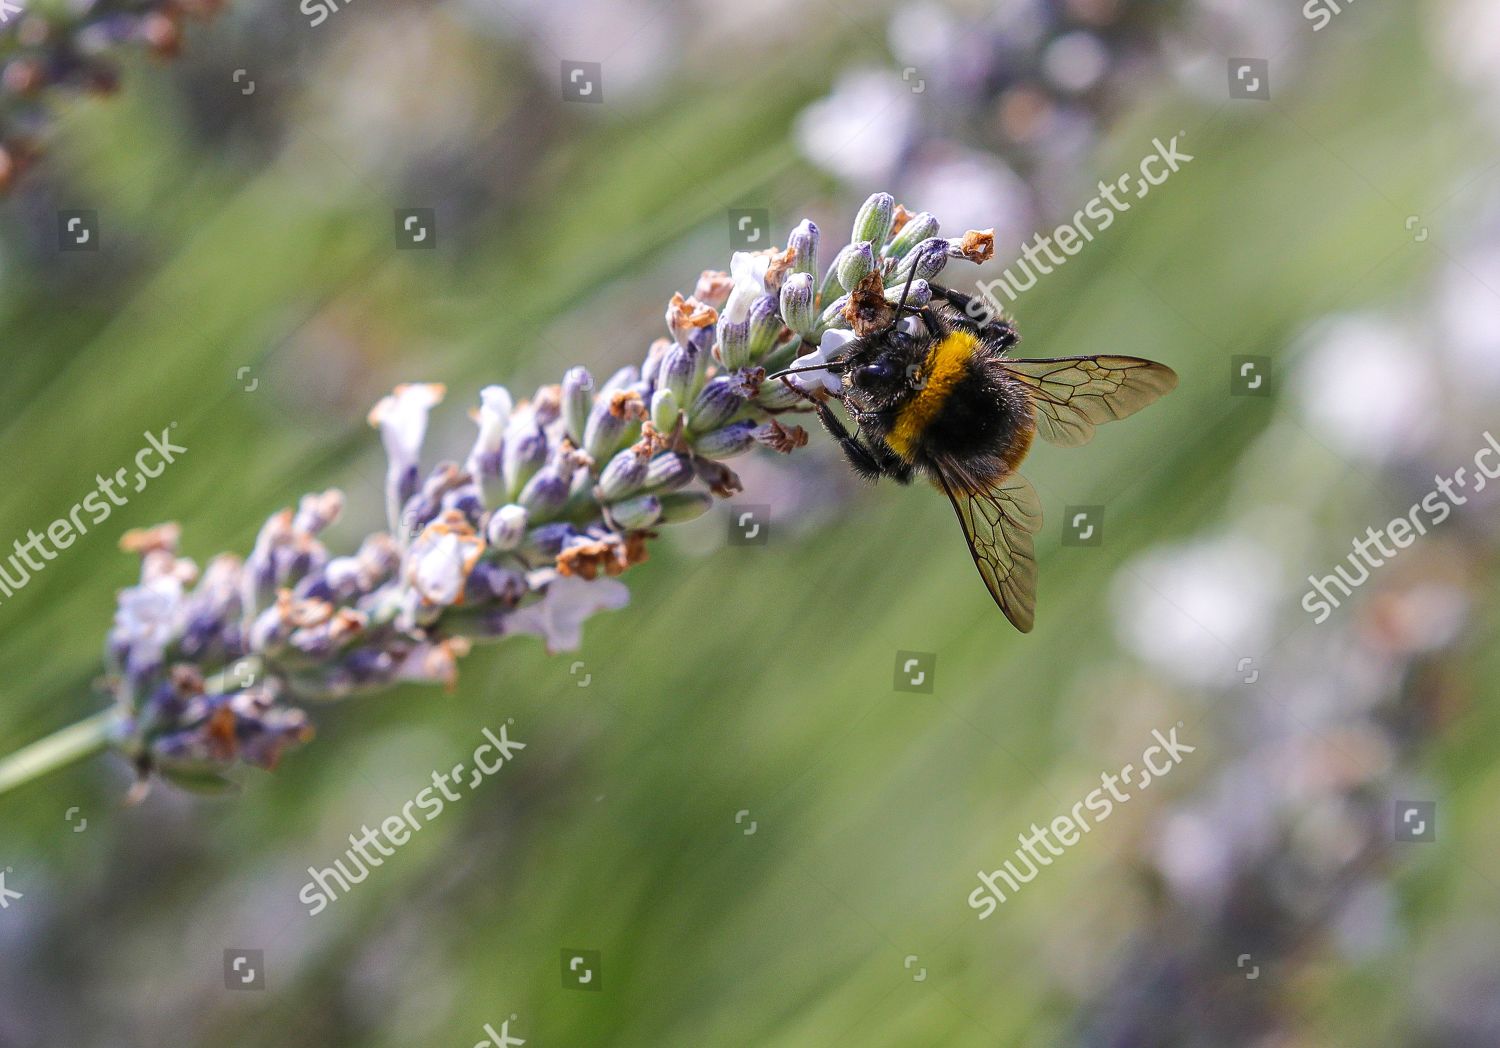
[817,403,890,481]
[927,284,1018,345]
[870,442,913,484]
[781,380,889,481]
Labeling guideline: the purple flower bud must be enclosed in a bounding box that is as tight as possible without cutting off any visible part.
[717,318,751,370]
[746,294,783,362]
[687,377,744,435]
[598,449,650,500]
[486,504,528,550]
[643,452,693,492]
[660,344,697,405]
[692,419,757,458]
[600,365,640,396]
[583,398,628,461]
[780,272,816,336]
[502,417,548,500]
[519,466,571,520]
[902,237,949,282]
[520,523,579,562]
[788,219,819,279]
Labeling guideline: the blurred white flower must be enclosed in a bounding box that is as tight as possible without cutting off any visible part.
[1043,31,1110,94]
[1292,314,1436,463]
[1438,250,1500,392]
[795,68,920,185]
[1111,533,1279,687]
[899,147,1035,253]
[1438,0,1500,130]
[505,573,629,653]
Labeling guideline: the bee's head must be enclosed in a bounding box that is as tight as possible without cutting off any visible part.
[843,325,924,408]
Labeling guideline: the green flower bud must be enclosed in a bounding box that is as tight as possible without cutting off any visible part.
[609,494,662,530]
[887,211,939,260]
[836,241,876,293]
[851,192,896,251]
[650,388,679,433]
[657,490,714,524]
[561,367,594,444]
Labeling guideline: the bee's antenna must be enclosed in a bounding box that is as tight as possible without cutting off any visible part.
[891,260,920,324]
[767,361,845,380]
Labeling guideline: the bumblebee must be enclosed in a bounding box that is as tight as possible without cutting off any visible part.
[772,272,1177,632]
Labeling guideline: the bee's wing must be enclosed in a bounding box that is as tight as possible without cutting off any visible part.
[937,469,1042,633]
[999,356,1178,447]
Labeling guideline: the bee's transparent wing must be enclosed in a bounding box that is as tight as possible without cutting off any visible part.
[937,470,1042,633]
[1000,356,1178,447]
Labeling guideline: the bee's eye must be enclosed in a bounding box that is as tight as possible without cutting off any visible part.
[852,362,893,389]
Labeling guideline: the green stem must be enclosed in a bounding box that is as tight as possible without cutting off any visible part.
[0,709,125,797]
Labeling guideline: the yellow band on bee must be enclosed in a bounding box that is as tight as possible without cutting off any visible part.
[886,330,978,459]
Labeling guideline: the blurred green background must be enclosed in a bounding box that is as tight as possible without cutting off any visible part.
[3,0,1499,1044]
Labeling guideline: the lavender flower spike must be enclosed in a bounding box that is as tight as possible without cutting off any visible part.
[0,193,1005,798]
